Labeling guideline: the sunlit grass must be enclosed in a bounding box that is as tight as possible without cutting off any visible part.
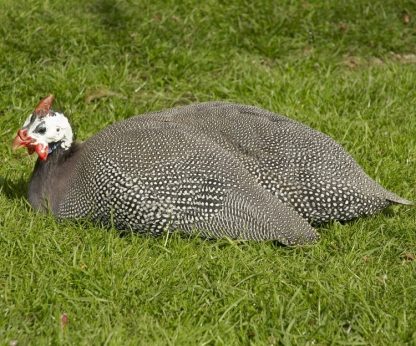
[1,0,415,344]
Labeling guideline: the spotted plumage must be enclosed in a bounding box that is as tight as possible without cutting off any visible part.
[13,96,412,245]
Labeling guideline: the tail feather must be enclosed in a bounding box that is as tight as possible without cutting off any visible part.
[385,192,414,206]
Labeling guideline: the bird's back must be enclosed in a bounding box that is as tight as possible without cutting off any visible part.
[131,102,410,223]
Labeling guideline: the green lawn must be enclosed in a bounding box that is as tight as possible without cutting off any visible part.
[1,0,416,344]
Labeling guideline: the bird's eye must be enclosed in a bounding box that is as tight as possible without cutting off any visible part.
[56,128,60,132]
[34,121,47,135]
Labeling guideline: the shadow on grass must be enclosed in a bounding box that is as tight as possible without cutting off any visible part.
[0,175,28,200]
[89,0,131,34]
[118,227,288,248]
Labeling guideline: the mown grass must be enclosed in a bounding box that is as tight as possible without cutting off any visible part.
[1,0,416,344]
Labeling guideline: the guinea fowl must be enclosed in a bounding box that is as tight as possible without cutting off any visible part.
[12,95,411,245]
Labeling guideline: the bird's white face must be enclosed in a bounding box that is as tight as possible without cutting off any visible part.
[12,95,73,160]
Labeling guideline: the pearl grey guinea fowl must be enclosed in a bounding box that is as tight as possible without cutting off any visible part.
[13,96,411,245]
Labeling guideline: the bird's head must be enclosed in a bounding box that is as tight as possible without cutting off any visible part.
[12,95,73,161]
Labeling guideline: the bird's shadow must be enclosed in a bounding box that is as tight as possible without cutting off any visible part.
[0,175,28,200]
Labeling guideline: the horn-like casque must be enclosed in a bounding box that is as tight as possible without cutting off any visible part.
[34,94,54,117]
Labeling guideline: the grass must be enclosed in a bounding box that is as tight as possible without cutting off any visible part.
[1,0,416,344]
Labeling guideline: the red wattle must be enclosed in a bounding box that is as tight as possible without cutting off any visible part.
[35,143,49,161]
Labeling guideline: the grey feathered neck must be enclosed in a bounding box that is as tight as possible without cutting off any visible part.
[28,142,81,212]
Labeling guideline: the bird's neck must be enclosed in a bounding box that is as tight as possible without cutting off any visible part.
[28,142,81,213]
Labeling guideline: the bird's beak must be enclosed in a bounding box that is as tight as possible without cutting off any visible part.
[12,129,32,150]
